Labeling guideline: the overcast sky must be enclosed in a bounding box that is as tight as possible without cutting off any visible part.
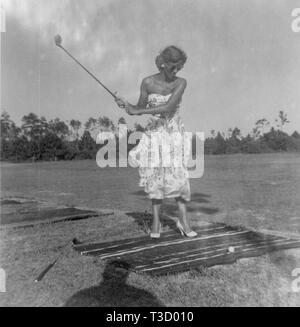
[1,0,300,136]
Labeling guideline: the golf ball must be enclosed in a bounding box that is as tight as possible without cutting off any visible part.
[228,246,235,253]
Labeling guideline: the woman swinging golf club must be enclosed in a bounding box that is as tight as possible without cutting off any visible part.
[115,46,197,239]
[54,37,196,238]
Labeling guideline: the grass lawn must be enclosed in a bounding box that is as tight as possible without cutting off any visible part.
[0,153,300,306]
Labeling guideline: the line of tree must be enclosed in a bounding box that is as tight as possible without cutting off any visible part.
[205,112,300,154]
[0,110,299,162]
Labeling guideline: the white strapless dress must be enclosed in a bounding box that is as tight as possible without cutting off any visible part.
[129,93,191,201]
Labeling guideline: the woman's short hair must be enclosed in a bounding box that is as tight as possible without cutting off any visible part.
[155,46,187,71]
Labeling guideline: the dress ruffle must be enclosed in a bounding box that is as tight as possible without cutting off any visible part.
[129,93,191,201]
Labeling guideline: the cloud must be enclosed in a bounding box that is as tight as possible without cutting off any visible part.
[3,0,157,84]
[4,0,113,59]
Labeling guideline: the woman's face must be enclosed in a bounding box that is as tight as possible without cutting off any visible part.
[163,62,184,79]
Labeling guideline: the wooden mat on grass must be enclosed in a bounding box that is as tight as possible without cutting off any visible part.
[74,223,300,275]
[0,198,110,227]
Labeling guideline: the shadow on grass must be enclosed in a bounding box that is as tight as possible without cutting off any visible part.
[128,191,219,232]
[162,203,219,216]
[0,199,22,205]
[64,260,165,307]
[268,251,299,277]
[191,192,211,204]
[131,190,149,198]
[126,206,219,233]
[131,191,211,204]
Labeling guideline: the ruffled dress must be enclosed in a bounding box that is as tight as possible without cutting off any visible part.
[129,93,191,201]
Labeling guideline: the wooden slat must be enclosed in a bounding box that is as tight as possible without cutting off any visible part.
[143,240,300,275]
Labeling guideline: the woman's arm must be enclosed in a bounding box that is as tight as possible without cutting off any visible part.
[136,78,149,108]
[129,78,187,116]
[114,78,149,113]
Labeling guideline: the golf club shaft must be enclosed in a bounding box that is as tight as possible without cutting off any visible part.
[34,239,74,282]
[34,258,59,282]
[59,46,117,99]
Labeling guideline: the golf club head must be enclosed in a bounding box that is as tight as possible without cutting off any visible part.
[54,34,62,47]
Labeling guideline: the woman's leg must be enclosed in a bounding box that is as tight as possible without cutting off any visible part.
[151,199,162,233]
[175,196,193,233]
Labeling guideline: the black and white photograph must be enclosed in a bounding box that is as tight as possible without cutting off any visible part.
[0,0,300,309]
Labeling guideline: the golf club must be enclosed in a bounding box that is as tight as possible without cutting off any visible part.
[54,34,124,106]
[34,238,79,282]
